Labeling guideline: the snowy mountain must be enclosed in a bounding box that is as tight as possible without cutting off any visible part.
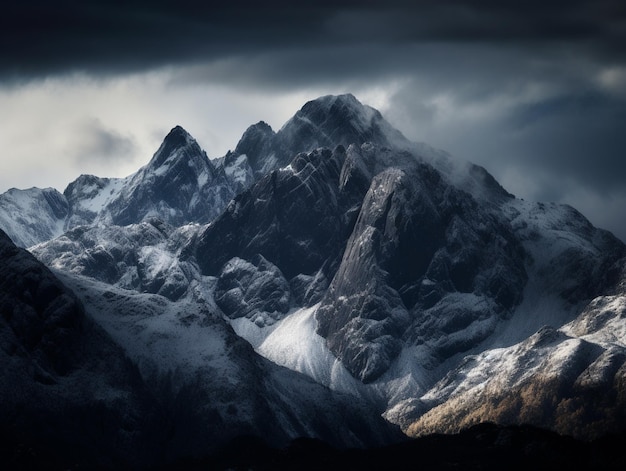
[402,200,626,440]
[1,126,252,248]
[62,125,247,230]
[0,94,412,250]
[31,217,201,300]
[2,93,626,467]
[184,115,625,438]
[1,227,401,469]
[187,95,626,440]
[0,187,68,248]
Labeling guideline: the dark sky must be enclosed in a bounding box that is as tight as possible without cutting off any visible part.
[1,0,625,241]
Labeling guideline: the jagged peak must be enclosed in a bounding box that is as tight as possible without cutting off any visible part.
[234,121,275,155]
[244,120,274,134]
[167,124,193,141]
[148,125,200,169]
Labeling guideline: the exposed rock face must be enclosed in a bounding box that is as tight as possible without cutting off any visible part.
[193,146,355,281]
[315,157,527,383]
[215,255,292,326]
[233,121,279,178]
[63,174,113,228]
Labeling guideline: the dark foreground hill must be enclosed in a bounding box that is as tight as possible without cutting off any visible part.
[3,423,625,471]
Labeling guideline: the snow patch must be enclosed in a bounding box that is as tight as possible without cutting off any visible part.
[58,273,231,384]
[77,177,126,213]
[231,305,367,397]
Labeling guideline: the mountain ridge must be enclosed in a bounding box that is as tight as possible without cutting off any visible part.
[1,93,626,468]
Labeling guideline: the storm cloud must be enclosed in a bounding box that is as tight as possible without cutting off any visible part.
[2,1,624,79]
[1,1,625,240]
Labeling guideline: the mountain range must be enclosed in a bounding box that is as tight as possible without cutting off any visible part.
[1,93,625,469]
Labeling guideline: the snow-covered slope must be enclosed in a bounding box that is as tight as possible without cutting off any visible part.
[63,174,127,228]
[0,126,255,248]
[31,217,201,301]
[0,187,68,247]
[58,271,403,453]
[405,286,626,441]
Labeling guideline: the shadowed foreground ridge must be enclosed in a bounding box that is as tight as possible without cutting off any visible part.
[3,423,624,471]
[192,423,626,471]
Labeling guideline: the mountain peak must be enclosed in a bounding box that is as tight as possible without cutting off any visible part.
[278,93,409,154]
[163,125,194,148]
[234,121,275,156]
[100,124,219,226]
[148,125,196,169]
[168,124,192,139]
[303,93,360,109]
[297,93,376,123]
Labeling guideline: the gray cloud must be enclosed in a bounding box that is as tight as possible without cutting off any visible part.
[505,93,626,192]
[382,72,626,241]
[69,118,136,164]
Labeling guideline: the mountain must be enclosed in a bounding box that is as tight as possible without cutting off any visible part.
[186,94,626,439]
[1,126,250,248]
[31,217,200,300]
[403,207,626,439]
[1,226,402,469]
[183,108,625,438]
[0,228,167,469]
[62,125,244,230]
[2,93,626,468]
[0,94,411,250]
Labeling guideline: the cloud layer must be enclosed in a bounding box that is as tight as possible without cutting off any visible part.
[1,1,625,241]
